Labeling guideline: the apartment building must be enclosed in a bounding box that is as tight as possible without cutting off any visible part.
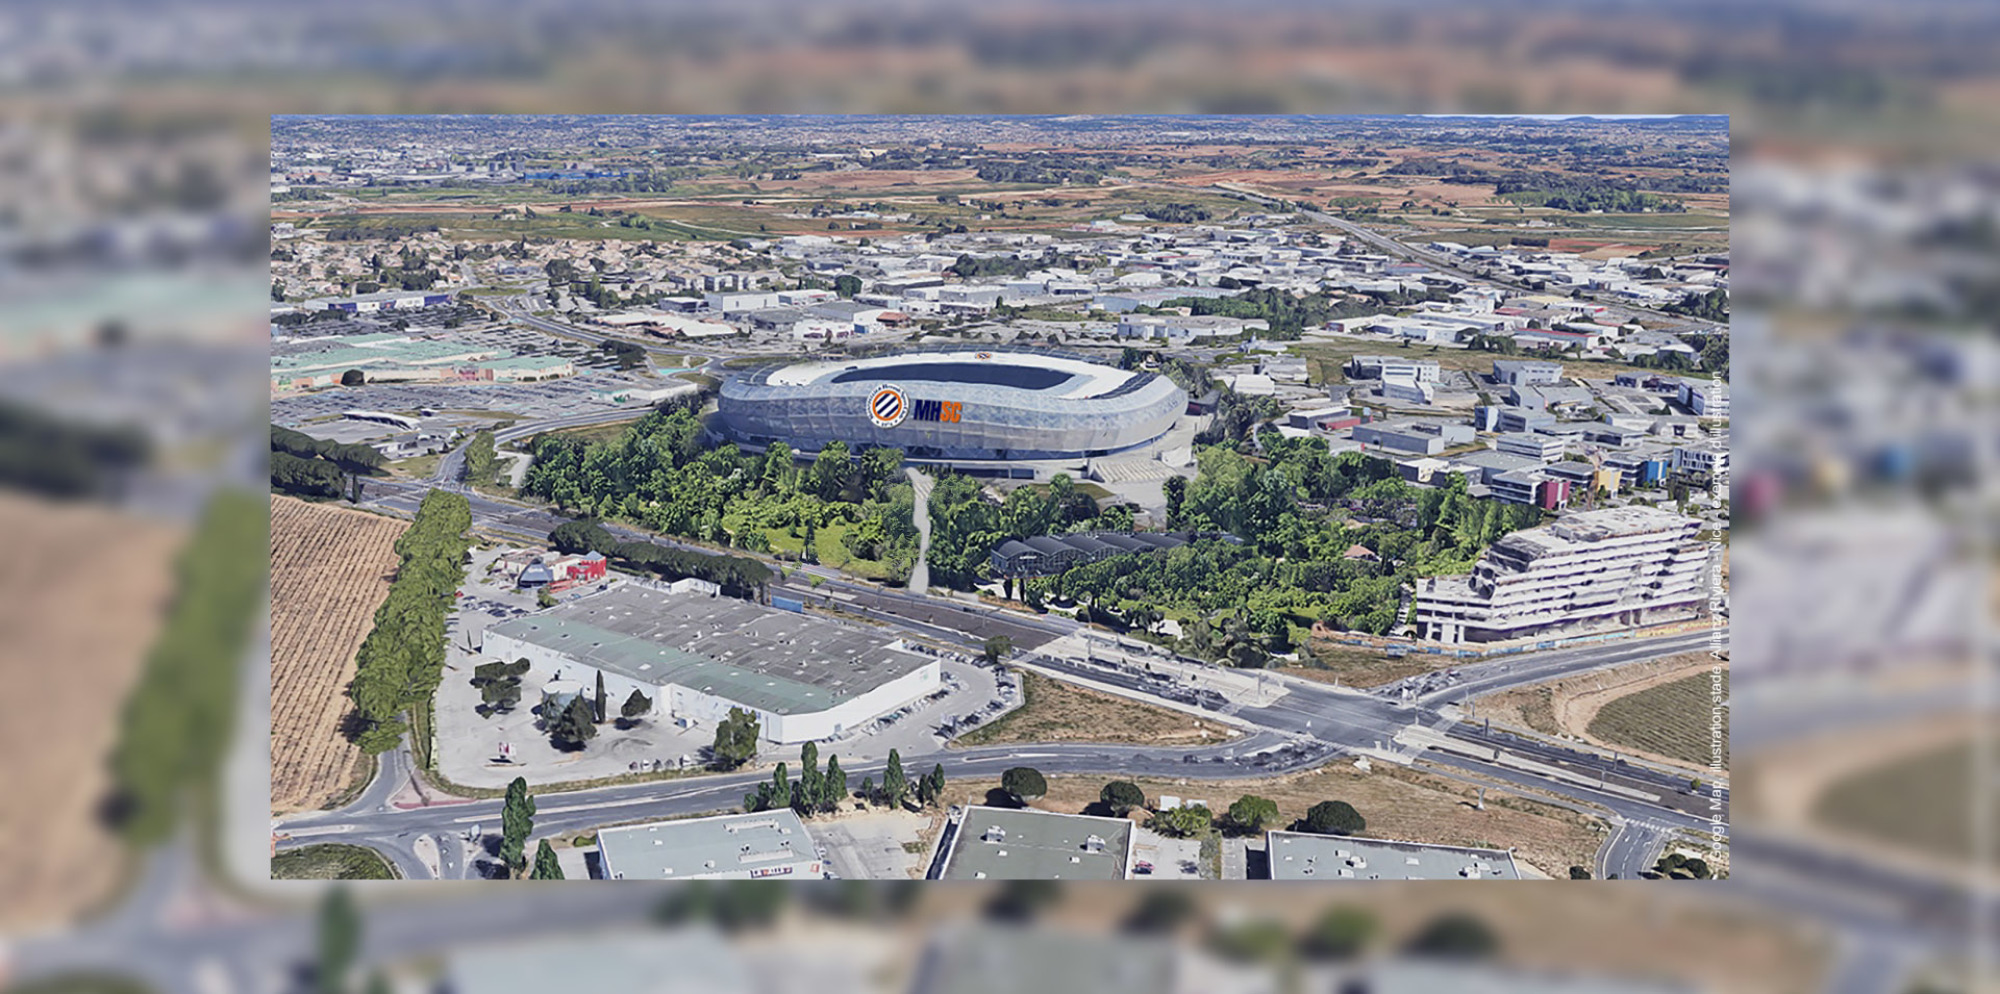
[1410,506,1712,643]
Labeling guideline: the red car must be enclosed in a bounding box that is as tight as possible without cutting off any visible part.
[1133,860,1154,875]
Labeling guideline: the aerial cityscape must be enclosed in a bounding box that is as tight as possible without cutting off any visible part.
[265,113,1729,884]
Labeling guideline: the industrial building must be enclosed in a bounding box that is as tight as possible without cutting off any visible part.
[595,810,823,880]
[938,807,1135,881]
[478,585,940,744]
[1409,506,1712,643]
[1347,355,1441,383]
[301,289,455,313]
[1494,431,1568,463]
[715,349,1187,461]
[1490,359,1564,386]
[1352,419,1474,456]
[1264,831,1521,880]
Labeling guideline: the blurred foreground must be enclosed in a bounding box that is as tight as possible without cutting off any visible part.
[0,2,1994,994]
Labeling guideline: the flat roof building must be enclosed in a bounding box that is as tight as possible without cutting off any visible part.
[1490,359,1564,386]
[596,810,822,881]
[479,584,940,743]
[1265,831,1520,880]
[940,807,1135,881]
[1410,506,1711,644]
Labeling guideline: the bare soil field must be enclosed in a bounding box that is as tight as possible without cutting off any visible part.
[0,493,183,930]
[269,496,408,815]
[954,670,1230,748]
[948,758,1607,878]
[1285,640,1452,688]
[1473,653,1721,772]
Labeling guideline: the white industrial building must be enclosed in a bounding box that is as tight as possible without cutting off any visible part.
[595,810,823,881]
[1347,355,1441,383]
[478,585,940,744]
[1409,506,1713,643]
[1494,431,1567,463]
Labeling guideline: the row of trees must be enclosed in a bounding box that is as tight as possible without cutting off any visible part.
[744,743,949,816]
[548,520,775,601]
[272,424,388,475]
[345,490,473,754]
[499,776,564,879]
[1093,780,1364,838]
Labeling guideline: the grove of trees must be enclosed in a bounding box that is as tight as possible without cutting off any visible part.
[345,489,473,754]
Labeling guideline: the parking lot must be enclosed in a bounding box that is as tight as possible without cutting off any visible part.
[807,810,932,880]
[1129,827,1204,879]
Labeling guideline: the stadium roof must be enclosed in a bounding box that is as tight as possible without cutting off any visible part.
[596,811,818,881]
[1265,831,1520,880]
[765,350,1134,400]
[483,585,930,715]
[941,807,1133,881]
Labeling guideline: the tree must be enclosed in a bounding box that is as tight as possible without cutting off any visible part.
[1000,766,1046,805]
[797,741,822,815]
[620,689,652,724]
[1225,794,1280,835]
[500,776,536,877]
[823,754,848,810]
[530,838,565,880]
[1568,865,1592,880]
[916,763,946,808]
[1403,912,1499,959]
[536,586,557,609]
[1301,905,1377,960]
[340,369,366,387]
[833,274,862,298]
[983,879,1061,924]
[548,695,597,750]
[594,672,607,723]
[981,634,1014,667]
[770,762,793,810]
[1100,780,1146,817]
[316,887,360,994]
[1163,474,1188,527]
[882,749,910,809]
[1145,804,1211,838]
[461,430,497,487]
[1121,890,1196,934]
[1301,800,1365,836]
[711,707,760,769]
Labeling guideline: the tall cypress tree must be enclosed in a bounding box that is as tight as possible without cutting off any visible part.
[500,776,536,877]
[823,755,848,812]
[883,749,909,810]
[797,741,821,815]
[529,838,565,880]
[770,762,792,810]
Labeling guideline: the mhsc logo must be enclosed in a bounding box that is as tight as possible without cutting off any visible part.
[868,385,908,428]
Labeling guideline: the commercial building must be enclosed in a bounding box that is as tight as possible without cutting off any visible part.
[715,349,1186,461]
[1380,375,1435,405]
[1347,355,1441,383]
[1264,831,1521,880]
[1353,419,1474,456]
[938,807,1135,881]
[478,584,940,744]
[1494,431,1567,463]
[1489,468,1568,509]
[595,810,823,881]
[1410,506,1712,643]
[1679,378,1729,418]
[1115,313,1267,342]
[302,289,455,313]
[1673,441,1730,479]
[1490,359,1564,386]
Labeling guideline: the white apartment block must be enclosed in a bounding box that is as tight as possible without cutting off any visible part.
[1410,506,1712,644]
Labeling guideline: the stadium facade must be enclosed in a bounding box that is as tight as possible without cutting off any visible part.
[714,349,1186,460]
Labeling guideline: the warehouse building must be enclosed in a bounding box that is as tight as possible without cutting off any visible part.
[1409,506,1711,644]
[478,585,940,744]
[302,289,456,313]
[595,810,823,880]
[1264,831,1521,880]
[938,807,1135,881]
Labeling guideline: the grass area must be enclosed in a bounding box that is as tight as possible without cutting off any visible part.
[1812,737,2000,864]
[1816,732,2000,864]
[954,670,1226,748]
[299,212,700,242]
[1585,672,1727,768]
[270,843,400,880]
[390,451,443,479]
[1288,640,1451,689]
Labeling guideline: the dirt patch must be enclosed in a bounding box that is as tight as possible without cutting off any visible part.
[1287,640,1453,689]
[269,496,409,814]
[1474,653,1721,772]
[944,759,1608,878]
[0,493,183,930]
[954,670,1230,748]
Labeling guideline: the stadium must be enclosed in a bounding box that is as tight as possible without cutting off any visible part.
[714,349,1187,460]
